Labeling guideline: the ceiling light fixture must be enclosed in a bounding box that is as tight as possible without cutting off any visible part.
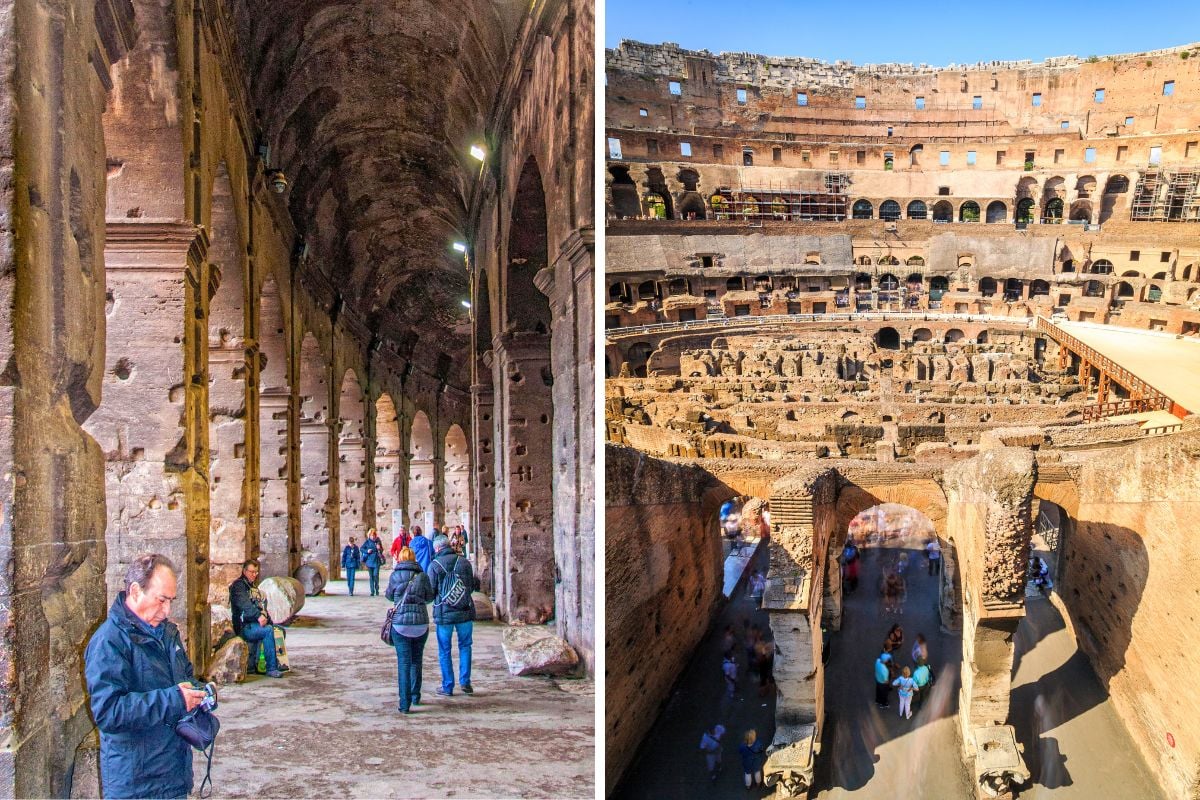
[461,300,471,309]
[469,144,486,162]
[452,242,467,253]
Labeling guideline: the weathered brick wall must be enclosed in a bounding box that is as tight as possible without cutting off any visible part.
[1060,431,1200,799]
[605,445,727,795]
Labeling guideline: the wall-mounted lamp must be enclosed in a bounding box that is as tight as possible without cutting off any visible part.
[267,169,288,194]
[469,144,487,162]
[452,242,467,253]
[461,300,472,309]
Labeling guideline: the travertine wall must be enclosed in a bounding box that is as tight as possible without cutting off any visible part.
[605,445,727,795]
[1057,431,1200,799]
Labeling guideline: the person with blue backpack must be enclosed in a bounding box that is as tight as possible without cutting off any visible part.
[427,533,477,696]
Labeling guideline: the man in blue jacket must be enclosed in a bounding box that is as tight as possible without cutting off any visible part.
[229,559,285,678]
[84,554,208,799]
[361,529,384,596]
[428,534,477,695]
[410,525,433,573]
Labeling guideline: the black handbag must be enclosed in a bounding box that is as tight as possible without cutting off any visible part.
[381,580,413,645]
[176,707,220,797]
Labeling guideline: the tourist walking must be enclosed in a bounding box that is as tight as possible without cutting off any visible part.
[883,572,904,614]
[748,570,766,608]
[428,534,477,695]
[385,547,434,713]
[754,637,775,696]
[739,729,766,789]
[410,526,433,573]
[842,540,860,593]
[926,538,942,575]
[362,529,384,596]
[699,724,726,782]
[911,633,928,664]
[341,537,362,596]
[390,525,409,566]
[722,652,738,698]
[912,658,932,711]
[874,652,893,708]
[884,623,904,656]
[892,666,918,720]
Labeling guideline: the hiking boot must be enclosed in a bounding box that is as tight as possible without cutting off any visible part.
[461,684,474,695]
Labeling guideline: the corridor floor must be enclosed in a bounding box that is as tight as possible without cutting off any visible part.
[199,579,594,798]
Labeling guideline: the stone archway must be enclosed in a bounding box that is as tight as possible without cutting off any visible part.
[444,424,470,528]
[409,410,436,531]
[338,370,368,551]
[374,393,403,543]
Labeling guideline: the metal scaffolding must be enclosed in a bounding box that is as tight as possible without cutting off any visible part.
[1131,168,1200,222]
[711,175,849,222]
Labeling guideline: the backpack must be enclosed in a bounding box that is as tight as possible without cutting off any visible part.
[434,556,470,609]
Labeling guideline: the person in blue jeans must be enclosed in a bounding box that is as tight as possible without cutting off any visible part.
[361,529,384,596]
[229,559,285,678]
[427,534,477,695]
[341,537,362,596]
[385,546,434,712]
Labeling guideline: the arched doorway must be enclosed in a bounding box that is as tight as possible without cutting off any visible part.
[374,393,403,546]
[877,327,900,350]
[409,410,436,532]
[444,424,470,529]
[338,370,367,563]
[609,166,640,218]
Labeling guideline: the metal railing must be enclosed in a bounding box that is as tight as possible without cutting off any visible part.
[607,311,1035,339]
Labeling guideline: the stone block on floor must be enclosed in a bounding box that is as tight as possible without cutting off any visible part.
[501,624,579,676]
[260,576,305,624]
[207,637,248,685]
[293,560,328,595]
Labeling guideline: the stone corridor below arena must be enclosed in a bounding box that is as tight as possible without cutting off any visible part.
[203,581,594,798]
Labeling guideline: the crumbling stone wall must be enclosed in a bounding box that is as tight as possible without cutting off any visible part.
[605,445,727,795]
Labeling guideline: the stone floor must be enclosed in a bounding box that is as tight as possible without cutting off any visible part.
[198,579,594,799]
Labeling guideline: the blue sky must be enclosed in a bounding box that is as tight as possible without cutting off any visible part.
[604,1,1200,66]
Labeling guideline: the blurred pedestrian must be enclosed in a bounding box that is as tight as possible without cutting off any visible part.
[739,729,766,789]
[748,570,766,608]
[926,538,942,575]
[874,652,892,708]
[912,659,932,711]
[842,540,860,593]
[884,623,904,656]
[911,633,928,664]
[699,725,726,782]
[341,536,362,596]
[892,666,918,720]
[722,652,738,698]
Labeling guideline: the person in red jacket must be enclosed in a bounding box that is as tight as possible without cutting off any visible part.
[390,526,410,565]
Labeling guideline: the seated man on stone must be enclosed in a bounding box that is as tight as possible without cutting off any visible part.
[229,558,286,678]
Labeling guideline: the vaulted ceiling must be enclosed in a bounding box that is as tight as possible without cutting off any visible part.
[231,0,525,385]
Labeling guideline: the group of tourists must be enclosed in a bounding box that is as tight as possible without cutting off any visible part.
[339,524,477,713]
[873,624,934,719]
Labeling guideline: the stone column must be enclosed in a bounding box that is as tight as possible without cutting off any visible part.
[492,332,555,625]
[258,387,291,577]
[86,222,211,662]
[471,380,496,593]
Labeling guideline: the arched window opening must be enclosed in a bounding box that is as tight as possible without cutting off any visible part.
[726,277,744,291]
[1116,281,1135,298]
[1104,175,1129,194]
[1084,280,1105,297]
[1015,198,1035,224]
[880,200,901,221]
[929,276,949,300]
[907,200,927,220]
[876,327,900,350]
[931,200,953,222]
[852,199,874,220]
[1004,278,1023,301]
[1090,259,1114,275]
[979,277,997,296]
[912,327,932,342]
[906,255,925,266]
[944,328,965,343]
[959,201,980,222]
[609,166,640,218]
[877,255,899,266]
[1061,259,1075,273]
[855,273,874,291]
[643,192,668,219]
[1041,197,1064,224]
[985,200,1008,223]
[1029,279,1050,297]
[1147,284,1163,302]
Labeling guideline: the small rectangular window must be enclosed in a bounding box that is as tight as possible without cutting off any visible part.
[639,108,648,117]
[1130,250,1140,261]
[646,139,658,155]
[772,146,782,163]
[669,80,682,96]
[736,88,747,104]
[801,149,811,162]
[855,96,866,109]
[938,186,951,196]
[1116,145,1128,161]
[1149,145,1162,165]
[829,151,839,164]
[1094,88,1105,103]
[915,96,925,110]
[856,150,866,165]
[966,150,977,165]
[1054,149,1064,164]
[939,150,950,166]
[607,138,623,159]
[887,126,893,137]
[680,142,692,157]
[996,150,1006,165]
[1161,251,1172,263]
[1163,80,1175,96]
[1032,93,1042,106]
[972,95,982,109]
[1084,147,1096,163]
[1125,116,1134,126]
[1061,120,1070,129]
[1186,141,1198,158]
[713,144,724,160]
[797,92,808,106]
[701,255,714,268]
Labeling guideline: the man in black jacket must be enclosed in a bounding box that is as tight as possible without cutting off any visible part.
[84,554,207,799]
[428,534,477,696]
[229,559,285,678]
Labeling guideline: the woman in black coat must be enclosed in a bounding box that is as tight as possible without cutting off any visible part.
[385,547,435,713]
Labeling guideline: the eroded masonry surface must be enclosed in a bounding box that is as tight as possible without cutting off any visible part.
[605,39,1200,800]
[0,1,593,796]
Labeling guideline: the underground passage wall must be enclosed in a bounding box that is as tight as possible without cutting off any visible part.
[1051,428,1200,799]
[604,444,726,795]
